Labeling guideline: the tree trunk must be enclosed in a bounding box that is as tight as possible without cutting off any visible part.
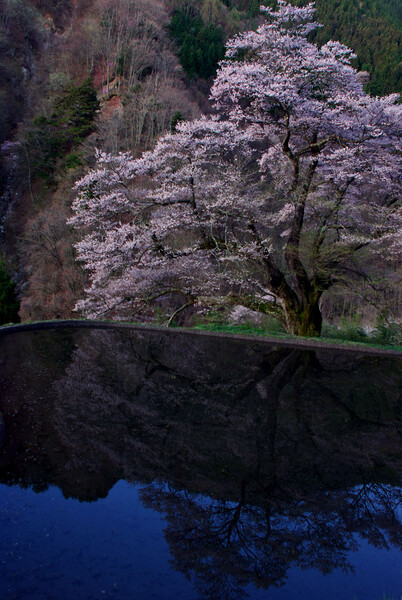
[246,228,324,337]
[235,289,323,337]
[285,293,322,337]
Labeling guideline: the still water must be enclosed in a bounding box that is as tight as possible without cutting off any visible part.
[0,325,401,600]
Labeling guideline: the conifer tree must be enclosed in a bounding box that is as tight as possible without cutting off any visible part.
[0,256,19,325]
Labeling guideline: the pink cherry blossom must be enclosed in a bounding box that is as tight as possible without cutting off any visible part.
[70,2,401,336]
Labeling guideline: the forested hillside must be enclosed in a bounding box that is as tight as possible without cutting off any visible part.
[0,0,400,333]
[307,0,401,95]
[1,0,202,322]
[168,0,401,94]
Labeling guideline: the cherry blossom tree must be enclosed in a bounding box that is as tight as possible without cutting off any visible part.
[70,1,401,335]
[70,118,261,322]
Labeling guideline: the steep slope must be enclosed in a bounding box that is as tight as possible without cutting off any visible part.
[2,0,202,321]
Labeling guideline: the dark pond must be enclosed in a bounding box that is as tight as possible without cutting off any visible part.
[0,325,401,600]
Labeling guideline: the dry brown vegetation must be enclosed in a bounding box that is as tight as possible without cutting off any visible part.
[3,0,202,322]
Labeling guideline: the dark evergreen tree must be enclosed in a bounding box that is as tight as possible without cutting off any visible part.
[291,0,401,95]
[0,256,19,325]
[24,78,100,182]
[170,10,225,79]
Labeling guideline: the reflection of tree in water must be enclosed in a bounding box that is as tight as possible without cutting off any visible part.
[50,330,401,494]
[0,327,401,598]
[130,336,401,599]
[51,329,400,600]
[140,481,401,600]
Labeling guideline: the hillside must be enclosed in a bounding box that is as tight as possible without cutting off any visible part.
[167,0,401,94]
[0,0,401,329]
[309,0,401,95]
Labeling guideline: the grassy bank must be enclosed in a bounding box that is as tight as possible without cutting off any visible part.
[1,317,401,353]
[191,320,402,352]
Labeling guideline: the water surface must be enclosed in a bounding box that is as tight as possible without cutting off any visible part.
[0,326,401,599]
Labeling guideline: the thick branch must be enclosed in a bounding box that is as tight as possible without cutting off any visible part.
[248,223,301,314]
[297,135,334,158]
[311,178,355,290]
[285,157,318,304]
[166,300,194,326]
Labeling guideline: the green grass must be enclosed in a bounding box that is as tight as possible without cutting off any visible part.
[191,320,402,352]
[193,321,289,338]
[322,316,402,348]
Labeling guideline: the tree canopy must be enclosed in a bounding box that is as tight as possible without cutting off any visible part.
[70,1,401,336]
